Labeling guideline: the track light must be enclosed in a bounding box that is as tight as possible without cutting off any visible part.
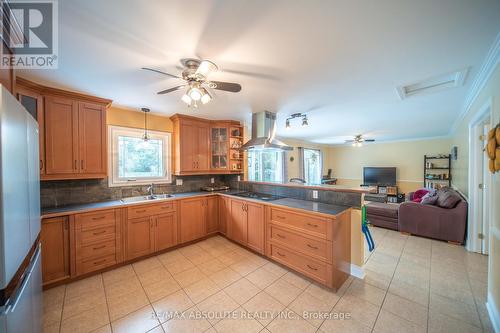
[302,116,308,126]
[285,119,291,129]
[285,113,308,129]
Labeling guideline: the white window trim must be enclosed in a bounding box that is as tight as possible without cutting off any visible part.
[247,150,285,182]
[108,125,172,187]
[301,148,323,184]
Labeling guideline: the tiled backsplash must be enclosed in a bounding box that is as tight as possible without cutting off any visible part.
[41,175,237,208]
[229,181,362,208]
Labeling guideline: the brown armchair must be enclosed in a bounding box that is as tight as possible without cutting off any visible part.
[399,189,467,243]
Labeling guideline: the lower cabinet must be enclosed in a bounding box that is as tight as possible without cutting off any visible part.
[126,217,154,260]
[206,196,219,234]
[218,196,230,235]
[179,197,207,243]
[155,212,178,252]
[41,216,71,285]
[228,198,265,254]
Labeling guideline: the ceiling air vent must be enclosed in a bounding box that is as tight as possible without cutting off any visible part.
[396,68,468,100]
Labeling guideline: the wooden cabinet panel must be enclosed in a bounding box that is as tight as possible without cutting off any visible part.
[180,122,196,172]
[218,197,230,235]
[0,40,15,94]
[196,123,210,171]
[179,198,206,243]
[246,202,265,254]
[155,212,177,251]
[78,102,106,175]
[17,87,44,174]
[206,196,219,234]
[41,217,70,284]
[270,208,330,239]
[126,217,154,260]
[229,199,247,245]
[44,96,78,175]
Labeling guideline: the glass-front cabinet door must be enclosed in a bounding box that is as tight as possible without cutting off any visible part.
[211,127,228,169]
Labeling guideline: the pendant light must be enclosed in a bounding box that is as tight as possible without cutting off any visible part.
[141,107,150,141]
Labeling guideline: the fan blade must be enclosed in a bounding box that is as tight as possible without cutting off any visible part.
[364,139,375,142]
[142,67,182,79]
[210,81,242,93]
[157,85,186,95]
[345,140,355,143]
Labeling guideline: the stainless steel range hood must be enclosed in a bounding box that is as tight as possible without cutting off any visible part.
[241,111,293,151]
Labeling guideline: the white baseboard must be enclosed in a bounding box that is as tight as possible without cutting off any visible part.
[487,292,500,333]
[350,264,365,279]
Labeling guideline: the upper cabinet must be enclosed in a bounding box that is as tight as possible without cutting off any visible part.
[171,114,243,175]
[16,77,111,180]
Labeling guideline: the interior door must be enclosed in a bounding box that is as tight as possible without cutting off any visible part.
[246,202,265,254]
[155,212,177,251]
[179,198,206,243]
[44,96,78,175]
[229,199,247,245]
[126,217,154,260]
[206,196,219,234]
[196,123,210,171]
[78,102,106,175]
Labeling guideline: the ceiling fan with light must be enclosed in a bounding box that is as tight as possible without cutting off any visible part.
[142,58,242,107]
[345,135,375,147]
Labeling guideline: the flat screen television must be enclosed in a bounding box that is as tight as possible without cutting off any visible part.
[363,167,396,186]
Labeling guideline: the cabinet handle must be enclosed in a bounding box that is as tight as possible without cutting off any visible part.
[276,233,285,239]
[160,205,171,209]
[92,230,106,235]
[276,251,286,257]
[81,160,84,169]
[306,223,319,228]
[135,209,146,213]
[306,264,318,271]
[93,245,106,250]
[276,215,285,219]
[40,159,43,171]
[74,160,78,170]
[93,259,107,265]
[307,244,318,250]
[92,216,106,220]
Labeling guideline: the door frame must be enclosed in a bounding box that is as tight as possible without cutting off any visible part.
[467,98,492,253]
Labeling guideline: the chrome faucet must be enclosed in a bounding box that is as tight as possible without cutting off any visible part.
[147,183,155,198]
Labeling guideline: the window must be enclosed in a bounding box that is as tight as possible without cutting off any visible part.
[247,150,285,182]
[108,126,171,186]
[302,148,322,184]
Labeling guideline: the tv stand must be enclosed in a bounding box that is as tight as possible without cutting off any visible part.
[364,193,387,203]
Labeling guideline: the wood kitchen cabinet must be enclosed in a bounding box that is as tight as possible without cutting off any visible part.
[218,196,230,235]
[172,115,210,174]
[206,196,219,234]
[179,197,207,243]
[228,198,265,253]
[126,217,154,260]
[155,212,178,252]
[41,216,71,285]
[16,77,111,180]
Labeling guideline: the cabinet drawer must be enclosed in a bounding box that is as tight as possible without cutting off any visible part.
[153,201,175,214]
[127,205,158,219]
[270,208,329,238]
[77,210,116,230]
[269,225,332,263]
[80,225,116,245]
[80,254,116,274]
[269,243,330,286]
[80,239,116,260]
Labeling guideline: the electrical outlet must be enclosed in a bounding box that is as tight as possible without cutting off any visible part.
[312,190,318,199]
[176,178,183,186]
[237,175,241,181]
[210,177,215,184]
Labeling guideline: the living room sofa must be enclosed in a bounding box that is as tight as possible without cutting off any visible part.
[398,188,467,243]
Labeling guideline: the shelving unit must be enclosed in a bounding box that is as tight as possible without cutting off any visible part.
[424,154,451,189]
[229,126,244,172]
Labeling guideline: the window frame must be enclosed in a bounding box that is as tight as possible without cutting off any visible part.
[302,148,323,184]
[108,125,172,187]
[247,149,286,183]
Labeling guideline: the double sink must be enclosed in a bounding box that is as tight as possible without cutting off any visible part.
[120,193,174,203]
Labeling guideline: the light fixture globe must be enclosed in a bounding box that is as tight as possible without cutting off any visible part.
[189,87,202,101]
[201,90,212,104]
[181,93,192,105]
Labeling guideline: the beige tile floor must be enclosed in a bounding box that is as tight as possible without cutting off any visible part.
[43,226,493,333]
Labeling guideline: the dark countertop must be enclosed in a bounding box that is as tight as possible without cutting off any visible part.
[41,190,351,218]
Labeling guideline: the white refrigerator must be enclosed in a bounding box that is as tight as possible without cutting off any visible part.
[0,86,42,333]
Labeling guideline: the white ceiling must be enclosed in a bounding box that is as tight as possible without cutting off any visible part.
[19,0,500,144]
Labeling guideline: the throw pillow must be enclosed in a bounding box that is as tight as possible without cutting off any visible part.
[421,192,438,205]
[436,190,461,208]
[412,188,429,202]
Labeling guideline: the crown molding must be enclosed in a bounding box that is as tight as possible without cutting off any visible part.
[449,32,500,134]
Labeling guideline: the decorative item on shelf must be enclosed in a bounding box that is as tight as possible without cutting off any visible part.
[231,128,241,137]
[386,186,397,196]
[451,146,458,160]
[377,186,387,194]
[485,123,500,174]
